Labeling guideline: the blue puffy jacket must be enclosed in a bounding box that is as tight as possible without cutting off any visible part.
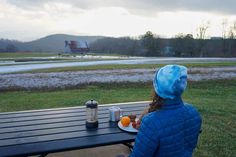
[130,98,202,157]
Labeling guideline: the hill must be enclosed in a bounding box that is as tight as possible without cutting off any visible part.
[0,34,104,52]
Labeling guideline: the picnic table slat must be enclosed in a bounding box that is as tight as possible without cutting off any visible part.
[0,109,144,128]
[0,112,144,141]
[0,122,119,140]
[0,132,136,157]
[0,105,147,123]
[0,110,143,134]
[0,102,148,118]
[0,127,126,147]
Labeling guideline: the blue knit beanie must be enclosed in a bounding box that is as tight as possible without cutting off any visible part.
[153,65,187,99]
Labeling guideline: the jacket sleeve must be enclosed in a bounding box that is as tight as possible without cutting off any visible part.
[184,105,202,153]
[189,112,202,150]
[130,114,160,157]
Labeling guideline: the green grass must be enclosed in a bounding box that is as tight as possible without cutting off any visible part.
[21,61,236,73]
[89,52,128,57]
[0,58,119,67]
[0,83,152,112]
[0,80,235,157]
[0,52,58,58]
[0,52,125,59]
[183,80,236,157]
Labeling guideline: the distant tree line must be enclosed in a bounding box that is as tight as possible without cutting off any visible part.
[90,30,236,57]
[1,34,236,57]
[89,37,145,56]
[170,34,236,57]
[0,39,18,52]
[91,21,236,57]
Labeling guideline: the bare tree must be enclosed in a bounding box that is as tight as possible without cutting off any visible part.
[227,21,236,55]
[221,19,228,55]
[228,21,236,39]
[196,21,210,57]
[196,21,210,39]
[222,19,228,39]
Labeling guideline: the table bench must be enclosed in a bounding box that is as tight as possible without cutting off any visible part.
[0,101,149,157]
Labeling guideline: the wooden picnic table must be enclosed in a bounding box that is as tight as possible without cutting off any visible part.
[0,101,148,157]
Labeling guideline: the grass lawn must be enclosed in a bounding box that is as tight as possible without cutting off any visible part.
[0,52,58,58]
[23,61,236,73]
[0,79,235,157]
[0,52,126,58]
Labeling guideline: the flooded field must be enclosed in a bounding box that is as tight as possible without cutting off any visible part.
[1,66,236,91]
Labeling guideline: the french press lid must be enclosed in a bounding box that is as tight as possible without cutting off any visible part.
[85,100,98,108]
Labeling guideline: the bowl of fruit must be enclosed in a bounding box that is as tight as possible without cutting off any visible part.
[118,114,140,133]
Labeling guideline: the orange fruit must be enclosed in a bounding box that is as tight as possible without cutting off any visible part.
[121,116,131,127]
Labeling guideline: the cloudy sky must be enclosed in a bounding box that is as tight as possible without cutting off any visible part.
[0,0,236,41]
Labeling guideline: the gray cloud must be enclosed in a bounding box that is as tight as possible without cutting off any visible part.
[6,0,236,15]
[7,0,46,9]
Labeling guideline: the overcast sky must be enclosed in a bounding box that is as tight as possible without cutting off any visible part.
[0,0,236,41]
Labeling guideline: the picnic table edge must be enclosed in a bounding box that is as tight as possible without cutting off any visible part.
[0,101,150,115]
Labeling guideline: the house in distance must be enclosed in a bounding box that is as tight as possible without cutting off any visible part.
[64,40,90,54]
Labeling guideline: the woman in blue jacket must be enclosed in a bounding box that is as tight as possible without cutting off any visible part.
[130,65,202,157]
